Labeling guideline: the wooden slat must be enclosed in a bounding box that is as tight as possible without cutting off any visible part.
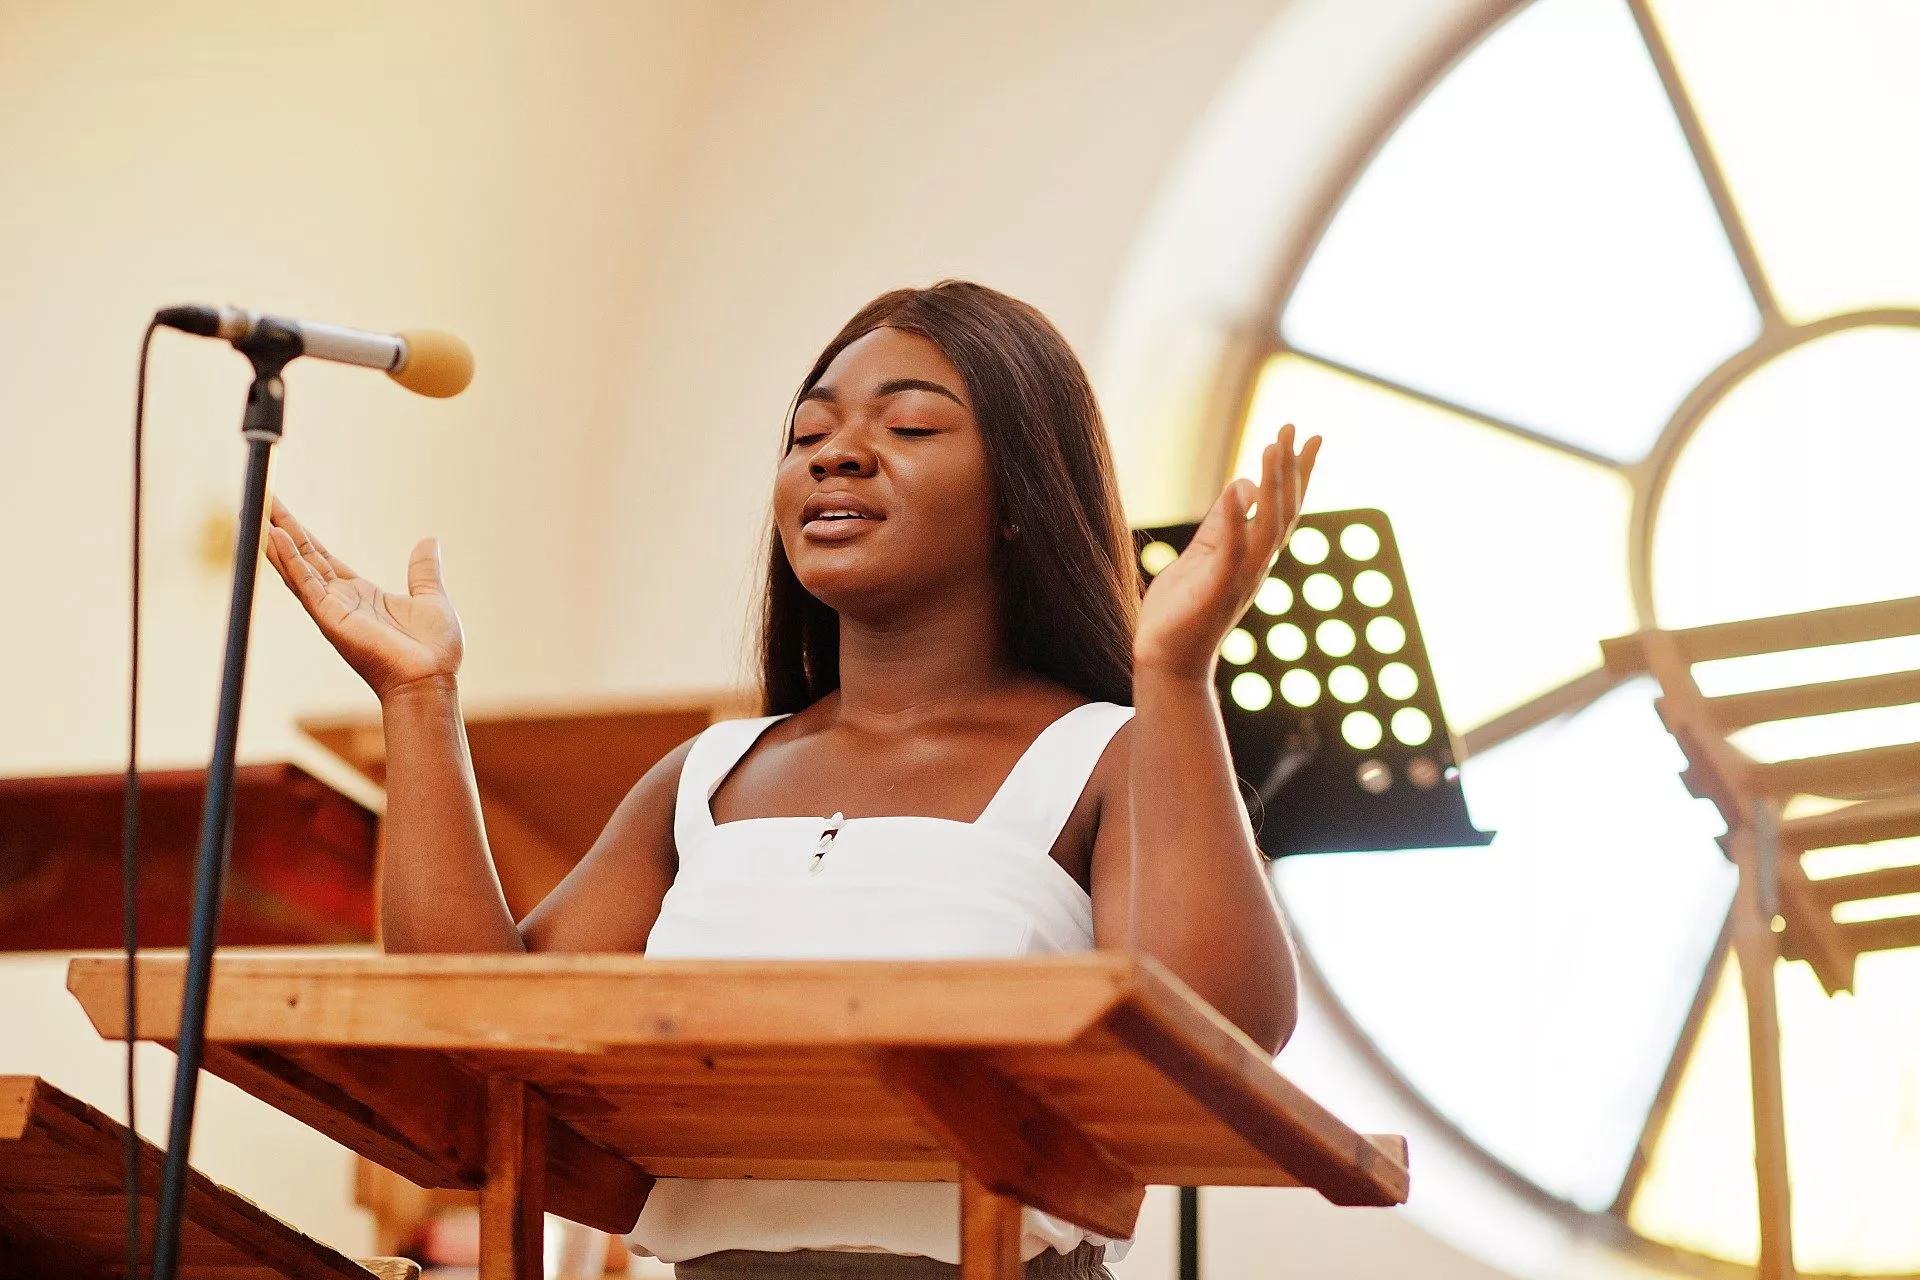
[874,1050,1143,1241]
[1704,669,1920,731]
[1780,793,1920,852]
[1838,915,1920,955]
[1747,741,1920,799]
[1808,863,1920,908]
[0,1075,381,1280]
[1602,597,1920,673]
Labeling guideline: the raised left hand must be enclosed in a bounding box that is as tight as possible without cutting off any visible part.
[1134,422,1321,685]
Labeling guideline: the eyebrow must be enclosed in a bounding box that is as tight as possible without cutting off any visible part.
[798,377,966,409]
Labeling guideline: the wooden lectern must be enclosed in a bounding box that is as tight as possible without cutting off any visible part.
[68,954,1409,1279]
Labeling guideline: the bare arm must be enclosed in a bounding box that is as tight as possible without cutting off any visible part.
[375,676,523,953]
[1089,691,1298,1056]
[1100,421,1321,1056]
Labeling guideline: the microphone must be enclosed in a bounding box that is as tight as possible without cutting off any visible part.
[154,304,474,398]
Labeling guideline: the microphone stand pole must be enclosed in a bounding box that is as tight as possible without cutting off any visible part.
[149,319,301,1280]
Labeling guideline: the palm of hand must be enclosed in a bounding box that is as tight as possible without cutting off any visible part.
[264,498,464,699]
[1135,424,1321,684]
[315,573,456,670]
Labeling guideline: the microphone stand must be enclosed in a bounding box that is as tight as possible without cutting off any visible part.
[149,319,302,1280]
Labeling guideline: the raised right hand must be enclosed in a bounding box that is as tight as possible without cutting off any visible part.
[263,497,465,701]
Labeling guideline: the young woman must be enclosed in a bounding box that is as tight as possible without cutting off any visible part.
[263,280,1320,1279]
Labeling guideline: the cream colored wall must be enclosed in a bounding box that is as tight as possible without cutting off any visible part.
[4,3,1561,1278]
[582,0,1298,696]
[0,0,740,1255]
[0,1,739,777]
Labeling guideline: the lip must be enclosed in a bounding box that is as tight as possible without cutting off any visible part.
[802,514,881,542]
[801,490,886,541]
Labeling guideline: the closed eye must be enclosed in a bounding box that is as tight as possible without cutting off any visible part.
[789,426,936,449]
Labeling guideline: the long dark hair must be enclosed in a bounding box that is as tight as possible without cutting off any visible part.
[757,280,1139,714]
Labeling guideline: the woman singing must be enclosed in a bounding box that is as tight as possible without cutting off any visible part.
[263,280,1320,1279]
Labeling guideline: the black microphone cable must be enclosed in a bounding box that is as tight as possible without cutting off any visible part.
[124,317,158,1278]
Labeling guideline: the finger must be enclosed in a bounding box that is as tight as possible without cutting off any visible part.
[269,496,313,546]
[1245,434,1285,558]
[407,537,444,597]
[309,537,356,581]
[1298,434,1323,499]
[270,498,354,581]
[267,526,330,612]
[269,499,331,575]
[1190,476,1250,555]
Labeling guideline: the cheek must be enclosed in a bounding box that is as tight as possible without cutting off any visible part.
[899,447,997,545]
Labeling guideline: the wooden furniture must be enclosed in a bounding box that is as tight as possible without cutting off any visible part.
[68,954,1410,1280]
[0,763,378,951]
[299,690,752,922]
[0,1074,417,1280]
[1602,594,1920,1280]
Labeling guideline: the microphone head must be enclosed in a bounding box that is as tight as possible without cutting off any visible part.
[391,329,474,398]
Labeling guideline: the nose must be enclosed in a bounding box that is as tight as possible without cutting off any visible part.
[808,435,877,480]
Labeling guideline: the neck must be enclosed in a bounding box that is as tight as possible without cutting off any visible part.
[827,577,1020,727]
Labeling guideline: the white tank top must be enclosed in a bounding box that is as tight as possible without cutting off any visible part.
[624,700,1138,1266]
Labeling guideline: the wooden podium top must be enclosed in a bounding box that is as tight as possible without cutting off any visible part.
[68,953,1407,1243]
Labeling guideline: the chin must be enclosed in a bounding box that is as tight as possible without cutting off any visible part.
[792,556,923,620]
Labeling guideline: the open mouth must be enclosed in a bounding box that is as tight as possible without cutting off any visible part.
[803,512,882,538]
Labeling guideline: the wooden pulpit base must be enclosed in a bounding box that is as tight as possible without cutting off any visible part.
[69,954,1410,1280]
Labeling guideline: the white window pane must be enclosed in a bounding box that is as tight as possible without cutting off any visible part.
[1274,680,1732,1209]
[1630,946,1920,1272]
[1649,0,1920,323]
[1652,326,1920,631]
[1285,0,1756,461]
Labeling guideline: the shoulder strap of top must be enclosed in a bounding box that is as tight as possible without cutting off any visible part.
[673,713,791,852]
[974,702,1135,853]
